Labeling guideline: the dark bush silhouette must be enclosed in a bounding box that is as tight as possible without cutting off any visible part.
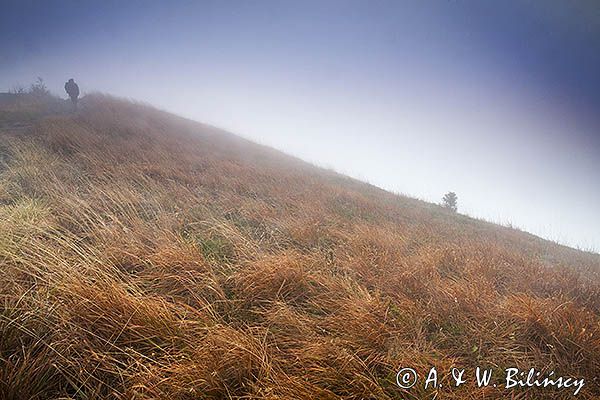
[29,77,50,97]
[442,191,458,212]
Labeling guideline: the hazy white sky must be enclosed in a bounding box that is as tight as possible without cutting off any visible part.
[1,1,599,250]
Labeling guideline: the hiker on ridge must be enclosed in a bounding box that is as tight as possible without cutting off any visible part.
[64,78,80,108]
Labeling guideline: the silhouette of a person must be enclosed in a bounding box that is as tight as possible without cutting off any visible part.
[64,78,80,107]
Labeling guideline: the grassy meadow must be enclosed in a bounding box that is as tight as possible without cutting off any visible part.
[0,94,598,399]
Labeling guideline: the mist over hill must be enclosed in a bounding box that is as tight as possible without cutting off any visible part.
[0,94,599,399]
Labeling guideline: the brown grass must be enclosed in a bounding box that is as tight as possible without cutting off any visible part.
[0,94,598,399]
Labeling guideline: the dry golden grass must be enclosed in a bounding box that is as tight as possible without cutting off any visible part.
[0,94,598,399]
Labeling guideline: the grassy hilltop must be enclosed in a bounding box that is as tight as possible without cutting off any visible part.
[0,94,599,399]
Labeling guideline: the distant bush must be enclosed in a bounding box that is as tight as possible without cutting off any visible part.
[1,77,63,118]
[8,84,25,94]
[442,191,458,212]
[29,77,50,97]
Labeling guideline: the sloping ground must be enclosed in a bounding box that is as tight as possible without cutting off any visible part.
[0,94,598,399]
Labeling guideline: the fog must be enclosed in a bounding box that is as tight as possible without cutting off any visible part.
[1,0,598,250]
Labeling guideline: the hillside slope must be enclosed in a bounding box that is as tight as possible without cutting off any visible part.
[1,94,599,399]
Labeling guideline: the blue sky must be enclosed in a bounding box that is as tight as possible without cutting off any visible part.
[1,0,599,250]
